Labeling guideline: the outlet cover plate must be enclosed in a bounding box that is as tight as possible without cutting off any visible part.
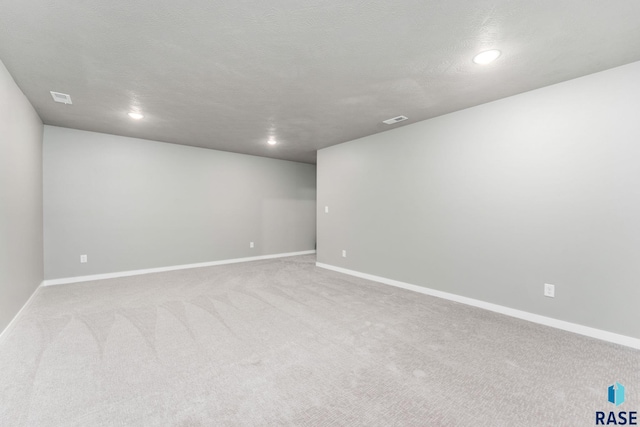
[544,283,555,298]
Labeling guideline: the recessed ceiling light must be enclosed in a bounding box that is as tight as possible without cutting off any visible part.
[128,112,144,120]
[473,49,501,65]
[267,137,277,145]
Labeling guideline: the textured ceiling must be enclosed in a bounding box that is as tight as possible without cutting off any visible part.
[2,1,640,164]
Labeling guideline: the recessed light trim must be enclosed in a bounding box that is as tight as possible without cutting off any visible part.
[128,112,144,120]
[267,137,277,145]
[473,49,501,65]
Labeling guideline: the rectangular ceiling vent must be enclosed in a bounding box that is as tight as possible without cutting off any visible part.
[50,91,72,104]
[382,115,408,125]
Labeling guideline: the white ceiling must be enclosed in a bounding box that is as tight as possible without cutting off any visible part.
[2,0,640,164]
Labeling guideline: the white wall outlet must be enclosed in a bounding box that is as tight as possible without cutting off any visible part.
[325,206,329,214]
[342,250,347,258]
[80,254,88,263]
[544,283,555,298]
[250,242,254,248]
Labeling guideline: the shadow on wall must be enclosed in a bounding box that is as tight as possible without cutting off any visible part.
[261,194,317,254]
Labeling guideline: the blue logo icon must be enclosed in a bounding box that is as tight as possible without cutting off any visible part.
[608,382,625,407]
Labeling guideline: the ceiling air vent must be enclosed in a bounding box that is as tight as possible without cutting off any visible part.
[382,115,408,125]
[50,91,72,104]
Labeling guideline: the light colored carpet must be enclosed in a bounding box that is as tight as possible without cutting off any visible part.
[1,255,638,426]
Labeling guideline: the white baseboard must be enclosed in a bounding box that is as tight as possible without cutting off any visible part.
[0,282,43,345]
[316,262,640,350]
[43,250,316,286]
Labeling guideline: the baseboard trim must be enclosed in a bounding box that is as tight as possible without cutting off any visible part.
[0,282,43,346]
[316,262,640,350]
[43,250,316,286]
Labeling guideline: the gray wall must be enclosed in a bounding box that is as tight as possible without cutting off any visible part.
[0,60,44,332]
[44,126,316,279]
[318,61,640,339]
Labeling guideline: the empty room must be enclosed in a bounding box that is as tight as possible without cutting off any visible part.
[1,1,639,426]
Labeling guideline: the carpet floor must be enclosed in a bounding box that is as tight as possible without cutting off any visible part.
[0,255,638,426]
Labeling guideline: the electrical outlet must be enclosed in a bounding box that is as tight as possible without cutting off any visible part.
[544,283,555,298]
[80,254,88,263]
[250,242,254,248]
[342,250,347,258]
[325,206,329,214]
